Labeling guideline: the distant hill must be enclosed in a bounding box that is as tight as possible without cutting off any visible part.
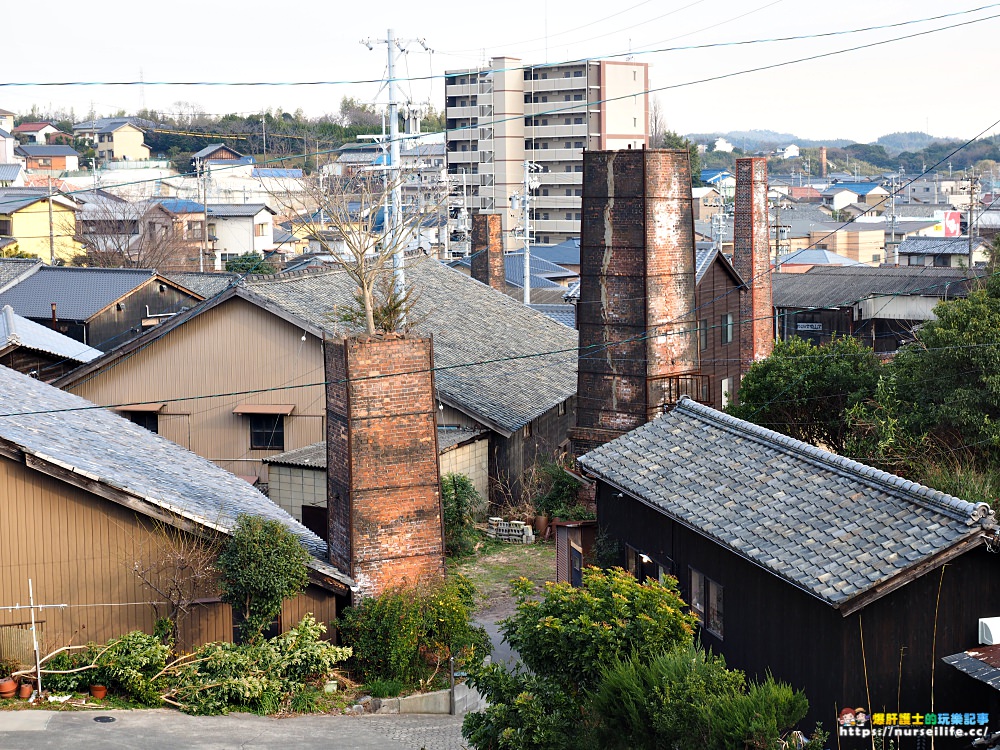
[875,132,946,155]
[686,129,853,150]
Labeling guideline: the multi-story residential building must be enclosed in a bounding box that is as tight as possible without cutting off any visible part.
[445,56,648,249]
[73,117,153,164]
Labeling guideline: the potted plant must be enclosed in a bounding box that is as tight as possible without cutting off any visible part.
[18,679,33,699]
[89,683,108,700]
[0,657,19,699]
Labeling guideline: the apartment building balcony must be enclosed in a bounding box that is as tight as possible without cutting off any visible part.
[527,77,587,93]
[527,148,582,162]
[448,128,477,142]
[445,83,486,98]
[524,101,589,117]
[533,195,581,209]
[535,172,583,186]
[533,218,581,234]
[447,105,480,119]
[525,123,588,139]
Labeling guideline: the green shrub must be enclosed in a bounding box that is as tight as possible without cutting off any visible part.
[41,650,94,693]
[533,462,580,518]
[338,575,490,686]
[365,678,405,698]
[94,631,170,705]
[217,514,311,644]
[441,473,481,557]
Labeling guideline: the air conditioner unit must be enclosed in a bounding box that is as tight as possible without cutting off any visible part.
[979,617,1000,645]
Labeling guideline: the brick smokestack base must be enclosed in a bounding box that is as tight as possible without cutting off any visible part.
[733,157,774,373]
[570,149,698,456]
[470,213,505,292]
[325,335,445,600]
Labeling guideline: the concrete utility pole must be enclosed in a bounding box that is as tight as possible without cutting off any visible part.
[968,175,979,270]
[510,160,540,304]
[362,29,433,307]
[47,176,55,265]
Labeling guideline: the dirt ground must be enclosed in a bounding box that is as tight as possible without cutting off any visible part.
[448,538,556,621]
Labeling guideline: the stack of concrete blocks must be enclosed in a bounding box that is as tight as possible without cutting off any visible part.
[487,517,535,544]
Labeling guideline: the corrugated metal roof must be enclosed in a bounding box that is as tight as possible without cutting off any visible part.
[251,168,303,178]
[897,236,991,256]
[579,397,995,607]
[207,203,274,218]
[0,266,156,320]
[0,164,23,183]
[771,265,985,310]
[0,305,102,362]
[0,365,351,588]
[17,145,80,157]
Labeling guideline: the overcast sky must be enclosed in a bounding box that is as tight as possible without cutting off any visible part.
[5,0,999,144]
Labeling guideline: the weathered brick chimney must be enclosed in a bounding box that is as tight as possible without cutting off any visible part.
[470,213,505,292]
[819,146,828,178]
[325,335,444,599]
[732,157,774,373]
[570,149,700,456]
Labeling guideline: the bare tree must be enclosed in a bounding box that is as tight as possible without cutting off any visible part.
[127,521,222,647]
[268,166,445,335]
[649,96,667,148]
[73,191,203,271]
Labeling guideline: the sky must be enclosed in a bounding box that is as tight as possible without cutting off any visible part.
[5,0,1000,145]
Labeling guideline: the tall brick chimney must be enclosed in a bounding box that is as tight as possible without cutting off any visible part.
[819,146,827,178]
[570,149,699,456]
[470,213,505,292]
[732,157,774,373]
[325,335,444,599]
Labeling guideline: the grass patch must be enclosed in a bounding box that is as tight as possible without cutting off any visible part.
[365,678,406,698]
[448,533,556,616]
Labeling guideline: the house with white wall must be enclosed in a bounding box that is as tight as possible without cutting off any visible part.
[207,203,276,269]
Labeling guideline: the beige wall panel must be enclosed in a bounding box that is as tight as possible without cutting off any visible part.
[68,297,328,482]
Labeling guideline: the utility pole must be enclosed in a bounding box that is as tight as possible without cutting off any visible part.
[198,158,208,272]
[47,176,55,265]
[362,29,433,307]
[261,115,267,163]
[968,174,979,270]
[511,160,540,304]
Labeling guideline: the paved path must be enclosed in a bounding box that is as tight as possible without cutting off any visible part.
[0,709,469,750]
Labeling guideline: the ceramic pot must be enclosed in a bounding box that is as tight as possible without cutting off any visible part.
[89,684,107,700]
[18,681,32,699]
[0,677,15,699]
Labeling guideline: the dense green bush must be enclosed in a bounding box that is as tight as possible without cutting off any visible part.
[533,462,582,518]
[338,575,490,686]
[217,514,311,643]
[93,631,170,705]
[441,472,481,557]
[365,677,406,698]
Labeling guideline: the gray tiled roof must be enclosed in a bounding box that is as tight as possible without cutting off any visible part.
[772,265,985,310]
[527,304,576,328]
[208,203,275,218]
[0,366,351,587]
[0,266,157,320]
[16,145,80,157]
[244,259,577,435]
[0,258,42,290]
[579,397,995,607]
[896,236,991,256]
[166,272,237,299]
[0,305,102,362]
[265,428,486,469]
[775,248,861,267]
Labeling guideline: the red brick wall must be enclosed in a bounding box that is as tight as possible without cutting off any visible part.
[470,213,505,292]
[325,335,445,599]
[733,158,774,372]
[572,149,698,455]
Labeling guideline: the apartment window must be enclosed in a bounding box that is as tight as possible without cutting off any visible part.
[542,143,549,149]
[574,94,583,101]
[566,189,572,196]
[721,378,734,409]
[524,118,532,126]
[721,313,734,345]
[699,319,709,350]
[574,165,583,172]
[542,73,548,79]
[254,222,268,237]
[575,213,581,220]
[690,568,723,638]
[0,218,11,235]
[542,96,548,102]
[633,118,637,127]
[187,221,204,240]
[574,141,583,148]
[563,71,570,78]
[574,70,583,77]
[574,117,584,124]
[250,415,285,450]
[575,189,582,196]
[565,166,571,172]
[461,144,468,152]
[524,94,531,104]
[565,212,572,220]
[542,188,549,196]
[564,118,571,125]
[564,95,570,101]
[543,213,550,220]
[565,142,571,148]
[541,119,548,125]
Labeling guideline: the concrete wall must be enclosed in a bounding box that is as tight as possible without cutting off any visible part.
[439,437,490,510]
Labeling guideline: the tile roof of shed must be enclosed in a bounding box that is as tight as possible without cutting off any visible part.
[244,259,577,434]
[0,366,351,588]
[0,305,102,362]
[165,272,237,299]
[0,258,42,289]
[579,397,995,609]
[207,203,275,218]
[772,265,985,309]
[0,266,159,320]
[16,145,80,157]
[527,303,576,327]
[942,646,1000,691]
[897,236,991,255]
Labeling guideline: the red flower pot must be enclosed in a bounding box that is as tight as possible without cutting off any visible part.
[0,677,16,699]
[89,684,107,700]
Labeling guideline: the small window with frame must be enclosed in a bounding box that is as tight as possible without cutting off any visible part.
[250,414,285,450]
[689,567,723,638]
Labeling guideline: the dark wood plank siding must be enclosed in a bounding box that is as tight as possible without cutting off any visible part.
[598,483,1000,729]
[491,396,575,503]
[694,261,743,409]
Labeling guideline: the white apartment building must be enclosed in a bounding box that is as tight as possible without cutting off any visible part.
[445,56,648,249]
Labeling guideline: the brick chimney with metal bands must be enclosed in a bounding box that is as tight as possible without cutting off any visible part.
[732,157,774,373]
[570,149,699,456]
[470,213,505,292]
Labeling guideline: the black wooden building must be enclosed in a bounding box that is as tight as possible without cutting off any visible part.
[579,397,1000,736]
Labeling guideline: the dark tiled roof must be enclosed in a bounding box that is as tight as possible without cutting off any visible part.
[0,258,42,289]
[772,265,985,310]
[0,305,102,362]
[0,266,156,320]
[897,236,991,256]
[165,272,237,299]
[451,253,573,290]
[579,398,995,607]
[244,259,577,434]
[191,144,244,160]
[17,145,80,157]
[0,366,350,587]
[208,204,274,218]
